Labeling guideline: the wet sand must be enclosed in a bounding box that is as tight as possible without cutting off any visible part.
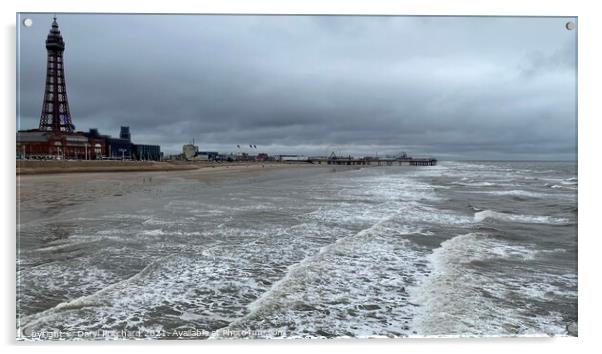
[16,162,325,222]
[17,160,201,175]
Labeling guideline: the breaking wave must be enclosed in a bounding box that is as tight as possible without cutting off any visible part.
[409,232,575,336]
[481,190,546,198]
[474,210,570,225]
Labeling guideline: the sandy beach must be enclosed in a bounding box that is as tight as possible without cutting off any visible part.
[16,160,327,176]
[16,162,329,222]
[17,160,215,175]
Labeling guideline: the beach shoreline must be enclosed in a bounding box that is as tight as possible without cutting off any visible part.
[16,162,339,221]
[16,160,316,175]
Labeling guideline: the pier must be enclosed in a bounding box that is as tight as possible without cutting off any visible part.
[308,153,437,166]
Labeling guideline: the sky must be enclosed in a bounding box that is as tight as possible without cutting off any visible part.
[17,14,577,160]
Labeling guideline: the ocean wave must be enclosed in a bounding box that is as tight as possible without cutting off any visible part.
[474,210,569,225]
[211,216,428,339]
[20,219,363,339]
[511,273,577,301]
[451,181,496,187]
[545,182,577,190]
[561,180,577,186]
[140,229,203,237]
[389,204,473,225]
[531,170,560,174]
[18,254,172,336]
[34,240,98,253]
[142,216,196,226]
[541,177,577,187]
[409,232,574,336]
[481,190,546,198]
[232,216,397,319]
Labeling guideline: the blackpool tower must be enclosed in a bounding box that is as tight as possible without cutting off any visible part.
[38,16,74,133]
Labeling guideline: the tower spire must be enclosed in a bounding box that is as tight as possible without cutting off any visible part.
[39,16,74,133]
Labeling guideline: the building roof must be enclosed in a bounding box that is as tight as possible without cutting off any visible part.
[16,131,50,142]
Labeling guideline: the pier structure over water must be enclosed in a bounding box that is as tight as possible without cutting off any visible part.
[308,152,437,166]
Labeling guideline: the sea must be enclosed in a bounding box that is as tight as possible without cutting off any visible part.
[16,161,578,340]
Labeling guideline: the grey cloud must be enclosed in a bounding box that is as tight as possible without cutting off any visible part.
[17,14,577,160]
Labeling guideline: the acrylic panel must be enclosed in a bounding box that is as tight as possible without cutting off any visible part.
[16,13,577,340]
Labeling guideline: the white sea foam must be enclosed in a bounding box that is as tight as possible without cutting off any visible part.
[544,181,577,190]
[19,220,350,338]
[212,216,429,339]
[480,190,546,198]
[33,240,100,253]
[139,228,204,237]
[409,232,575,336]
[474,210,570,225]
[451,181,496,187]
[562,177,577,185]
[510,273,578,301]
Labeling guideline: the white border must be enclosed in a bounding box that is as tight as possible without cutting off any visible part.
[2,1,600,353]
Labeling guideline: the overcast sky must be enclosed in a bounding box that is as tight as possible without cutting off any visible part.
[17,14,577,160]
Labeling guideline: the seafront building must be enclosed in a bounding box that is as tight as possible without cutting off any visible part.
[85,127,161,161]
[16,17,160,161]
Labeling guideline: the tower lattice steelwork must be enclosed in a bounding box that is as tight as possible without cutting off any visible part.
[38,17,74,133]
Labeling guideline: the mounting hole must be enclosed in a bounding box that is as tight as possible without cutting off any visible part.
[565,21,575,30]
